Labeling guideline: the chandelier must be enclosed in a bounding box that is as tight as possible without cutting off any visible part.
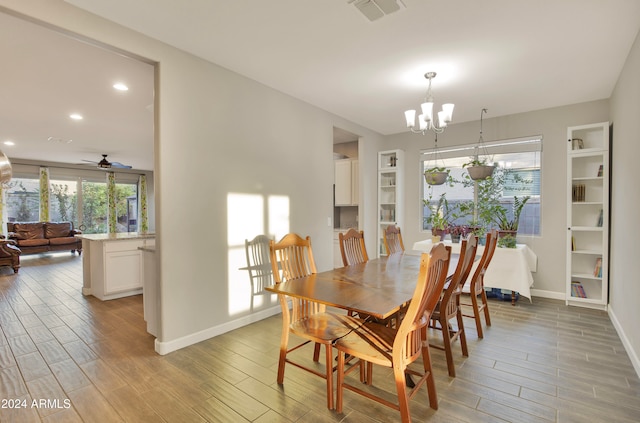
[404,72,454,134]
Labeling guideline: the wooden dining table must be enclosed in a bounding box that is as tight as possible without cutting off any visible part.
[266,252,455,319]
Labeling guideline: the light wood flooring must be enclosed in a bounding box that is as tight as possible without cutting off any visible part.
[0,253,639,422]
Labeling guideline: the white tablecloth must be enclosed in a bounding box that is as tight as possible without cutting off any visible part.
[412,239,537,302]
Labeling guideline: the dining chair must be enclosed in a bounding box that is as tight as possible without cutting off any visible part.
[334,243,451,422]
[460,230,498,339]
[429,235,478,377]
[269,233,350,410]
[383,224,405,255]
[244,234,273,294]
[339,228,369,266]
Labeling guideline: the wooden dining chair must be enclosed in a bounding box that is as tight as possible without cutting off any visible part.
[383,224,405,255]
[429,235,478,377]
[339,228,369,266]
[334,243,451,422]
[461,230,498,339]
[269,233,350,410]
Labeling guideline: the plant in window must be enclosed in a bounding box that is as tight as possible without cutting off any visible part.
[423,192,455,236]
[463,108,496,181]
[493,195,531,232]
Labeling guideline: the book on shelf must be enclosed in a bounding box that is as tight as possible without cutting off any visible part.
[597,164,603,177]
[596,209,603,227]
[571,236,575,251]
[572,184,586,202]
[593,257,602,278]
[571,281,587,298]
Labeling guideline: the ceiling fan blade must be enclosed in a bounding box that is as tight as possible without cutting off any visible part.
[81,159,99,164]
[110,162,132,169]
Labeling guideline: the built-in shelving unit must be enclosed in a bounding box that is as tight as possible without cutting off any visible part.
[377,149,404,256]
[566,122,609,310]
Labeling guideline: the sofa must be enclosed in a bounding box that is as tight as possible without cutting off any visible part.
[7,222,82,255]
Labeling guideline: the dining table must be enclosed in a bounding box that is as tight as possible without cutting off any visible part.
[265,252,455,320]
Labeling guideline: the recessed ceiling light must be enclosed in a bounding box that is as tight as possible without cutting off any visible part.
[113,83,129,91]
[4,141,15,146]
[70,113,83,120]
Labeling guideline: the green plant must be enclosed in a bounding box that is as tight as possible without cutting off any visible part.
[497,233,517,248]
[493,195,531,231]
[423,193,455,233]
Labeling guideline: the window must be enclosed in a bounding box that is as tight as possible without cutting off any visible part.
[80,180,138,233]
[5,177,40,222]
[50,178,79,226]
[421,137,542,235]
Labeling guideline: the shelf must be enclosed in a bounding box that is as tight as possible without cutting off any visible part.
[571,226,603,231]
[571,249,602,255]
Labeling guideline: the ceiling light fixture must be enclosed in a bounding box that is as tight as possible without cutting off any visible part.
[69,113,83,120]
[3,141,15,146]
[113,83,129,91]
[404,72,454,135]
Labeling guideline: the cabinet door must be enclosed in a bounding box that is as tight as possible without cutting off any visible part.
[104,250,143,294]
[334,159,352,206]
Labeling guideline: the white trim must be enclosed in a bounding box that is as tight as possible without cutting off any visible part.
[154,305,282,355]
[421,135,543,160]
[608,305,640,379]
[530,289,565,301]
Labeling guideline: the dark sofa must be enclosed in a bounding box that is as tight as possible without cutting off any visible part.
[7,222,82,255]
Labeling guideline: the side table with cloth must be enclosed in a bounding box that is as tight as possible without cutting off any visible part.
[413,239,537,303]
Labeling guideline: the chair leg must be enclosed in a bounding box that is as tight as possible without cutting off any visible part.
[481,290,492,327]
[421,344,438,410]
[325,344,334,410]
[336,351,345,413]
[313,342,321,362]
[456,309,468,357]
[469,293,483,339]
[277,319,290,384]
[440,317,455,377]
[393,366,411,423]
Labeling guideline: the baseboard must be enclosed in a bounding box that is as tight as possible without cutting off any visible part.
[608,305,640,379]
[154,305,281,355]
[530,289,565,301]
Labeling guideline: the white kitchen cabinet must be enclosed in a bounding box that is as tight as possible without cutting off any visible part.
[566,122,609,310]
[78,233,156,301]
[334,159,359,206]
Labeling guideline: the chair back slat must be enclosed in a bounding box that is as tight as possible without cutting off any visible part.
[269,233,323,321]
[468,230,498,295]
[394,243,450,366]
[383,225,405,255]
[443,235,479,316]
[339,229,369,266]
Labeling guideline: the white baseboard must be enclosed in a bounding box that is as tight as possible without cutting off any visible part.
[608,305,640,379]
[154,305,281,355]
[530,289,565,301]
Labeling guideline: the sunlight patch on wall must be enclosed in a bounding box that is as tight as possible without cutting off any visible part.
[227,193,288,316]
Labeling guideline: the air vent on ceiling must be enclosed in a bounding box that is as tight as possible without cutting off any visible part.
[349,0,404,22]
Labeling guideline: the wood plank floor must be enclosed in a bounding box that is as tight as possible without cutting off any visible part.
[0,253,639,422]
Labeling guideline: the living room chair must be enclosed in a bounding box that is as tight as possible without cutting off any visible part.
[339,228,369,266]
[429,235,478,377]
[334,243,450,422]
[383,224,405,255]
[461,230,498,339]
[0,240,21,273]
[269,233,351,410]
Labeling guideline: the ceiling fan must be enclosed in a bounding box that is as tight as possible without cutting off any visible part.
[83,154,132,169]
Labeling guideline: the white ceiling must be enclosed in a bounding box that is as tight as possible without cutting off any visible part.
[2,1,640,169]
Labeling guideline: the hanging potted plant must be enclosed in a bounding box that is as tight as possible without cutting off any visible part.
[424,133,449,186]
[424,166,448,185]
[464,108,495,181]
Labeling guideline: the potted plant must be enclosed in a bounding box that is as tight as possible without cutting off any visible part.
[447,224,467,243]
[493,195,531,246]
[463,157,495,181]
[424,166,449,186]
[423,193,454,241]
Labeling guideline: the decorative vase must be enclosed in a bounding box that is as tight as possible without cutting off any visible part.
[450,234,461,243]
[424,171,447,185]
[467,165,495,181]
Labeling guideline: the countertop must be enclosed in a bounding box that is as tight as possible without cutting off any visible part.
[76,232,156,241]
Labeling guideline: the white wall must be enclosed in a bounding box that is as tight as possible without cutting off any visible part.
[0,0,384,353]
[609,28,640,375]
[382,100,609,296]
